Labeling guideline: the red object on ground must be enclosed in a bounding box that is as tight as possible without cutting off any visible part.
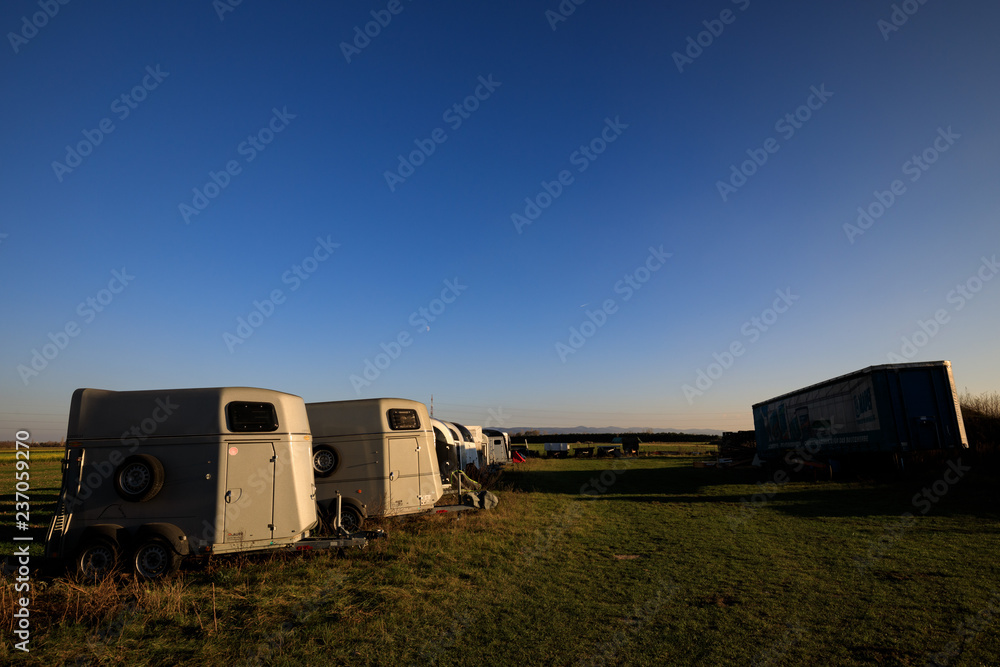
[512,451,526,463]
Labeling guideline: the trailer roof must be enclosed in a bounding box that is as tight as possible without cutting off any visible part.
[67,387,309,440]
[306,398,430,437]
[751,361,954,409]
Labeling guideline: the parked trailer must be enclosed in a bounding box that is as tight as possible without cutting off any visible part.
[752,361,968,466]
[44,387,367,580]
[430,418,461,487]
[466,425,490,467]
[442,420,481,469]
[484,428,511,463]
[307,398,475,532]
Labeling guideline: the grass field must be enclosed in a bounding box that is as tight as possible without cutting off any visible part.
[2,452,999,665]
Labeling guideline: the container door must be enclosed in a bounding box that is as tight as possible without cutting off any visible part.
[224,442,275,544]
[388,436,421,512]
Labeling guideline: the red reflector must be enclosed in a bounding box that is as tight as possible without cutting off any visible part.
[436,510,447,514]
[297,546,314,551]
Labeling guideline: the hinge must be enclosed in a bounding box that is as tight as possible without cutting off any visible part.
[270,456,276,463]
[268,524,274,530]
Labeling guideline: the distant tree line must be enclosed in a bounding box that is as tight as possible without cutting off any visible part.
[509,431,719,444]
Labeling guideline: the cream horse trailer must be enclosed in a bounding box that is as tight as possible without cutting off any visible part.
[45,387,364,580]
[306,398,444,531]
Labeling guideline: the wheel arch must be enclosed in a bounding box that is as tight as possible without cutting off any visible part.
[134,522,190,556]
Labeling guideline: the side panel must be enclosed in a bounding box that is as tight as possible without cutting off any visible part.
[224,442,275,544]
[312,436,388,516]
[54,439,222,557]
[754,363,968,459]
[754,374,887,457]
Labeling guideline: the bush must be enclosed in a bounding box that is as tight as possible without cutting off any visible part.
[960,390,1000,455]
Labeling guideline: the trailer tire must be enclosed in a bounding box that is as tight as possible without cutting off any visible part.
[75,536,120,581]
[133,537,182,580]
[339,505,364,533]
[114,454,165,502]
[312,445,340,478]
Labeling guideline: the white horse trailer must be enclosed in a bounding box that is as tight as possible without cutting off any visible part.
[484,428,511,463]
[306,398,445,531]
[443,420,480,469]
[430,418,462,487]
[44,387,365,580]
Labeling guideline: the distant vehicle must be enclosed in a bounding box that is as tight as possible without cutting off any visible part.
[752,361,968,467]
[483,428,511,463]
[45,387,367,580]
[306,398,444,532]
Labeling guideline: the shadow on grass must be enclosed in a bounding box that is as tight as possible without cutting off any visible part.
[507,459,1000,520]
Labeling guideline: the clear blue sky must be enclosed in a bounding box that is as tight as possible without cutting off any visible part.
[3,1,999,440]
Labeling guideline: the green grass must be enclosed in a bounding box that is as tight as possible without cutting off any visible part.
[2,456,999,665]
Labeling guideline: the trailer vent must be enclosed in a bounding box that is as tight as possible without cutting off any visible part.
[387,409,420,430]
[226,402,279,432]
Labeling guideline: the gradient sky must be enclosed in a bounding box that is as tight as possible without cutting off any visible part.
[3,1,999,441]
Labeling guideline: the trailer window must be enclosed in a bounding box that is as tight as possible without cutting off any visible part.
[387,409,420,430]
[226,402,279,432]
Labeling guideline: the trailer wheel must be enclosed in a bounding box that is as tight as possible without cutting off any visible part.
[339,505,364,533]
[114,454,165,502]
[133,537,181,579]
[312,445,340,477]
[75,537,120,581]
